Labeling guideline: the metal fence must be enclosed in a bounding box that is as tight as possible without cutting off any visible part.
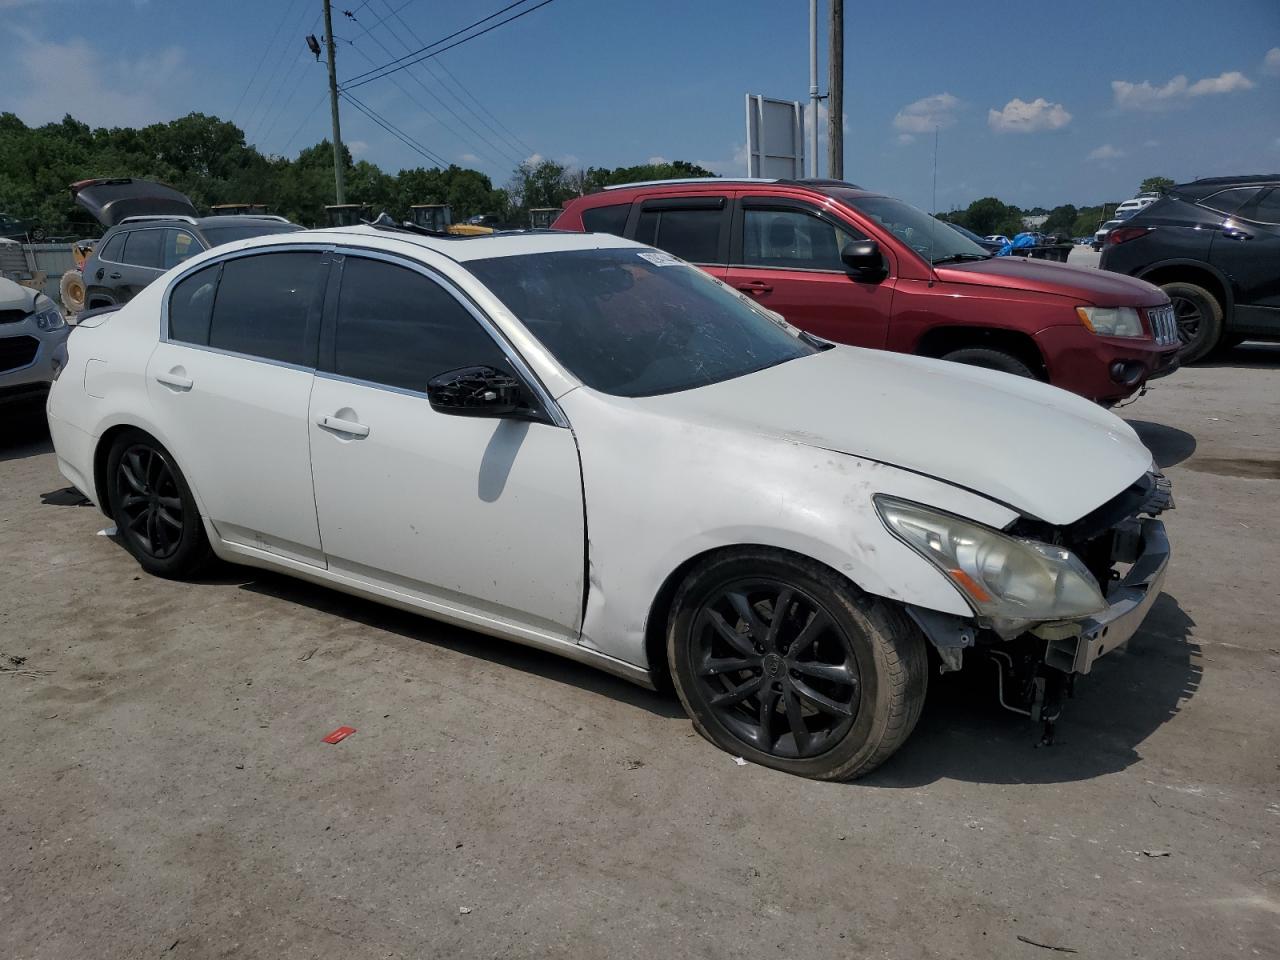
[0,242,78,306]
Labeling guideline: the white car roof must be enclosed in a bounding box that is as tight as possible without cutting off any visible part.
[219,225,641,263]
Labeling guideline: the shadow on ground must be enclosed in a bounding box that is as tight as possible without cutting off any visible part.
[0,403,52,462]
[1198,341,1280,370]
[1128,419,1197,468]
[866,592,1199,787]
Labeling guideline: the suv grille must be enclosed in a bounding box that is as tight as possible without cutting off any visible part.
[0,335,40,373]
[0,309,29,325]
[1147,304,1177,346]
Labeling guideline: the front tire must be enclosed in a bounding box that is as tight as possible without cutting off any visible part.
[106,430,210,578]
[1162,280,1223,364]
[666,549,927,781]
[941,346,1035,379]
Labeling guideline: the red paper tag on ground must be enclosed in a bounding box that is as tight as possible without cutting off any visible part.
[322,726,356,744]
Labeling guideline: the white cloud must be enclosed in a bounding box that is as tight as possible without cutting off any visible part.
[459,152,481,164]
[987,97,1072,133]
[1087,144,1125,162]
[522,152,545,166]
[9,29,187,128]
[892,92,961,140]
[1263,47,1280,76]
[1143,139,1160,148]
[695,143,748,177]
[347,140,368,156]
[647,155,667,165]
[1112,71,1255,110]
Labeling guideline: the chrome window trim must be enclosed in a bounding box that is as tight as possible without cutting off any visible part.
[330,245,570,429]
[101,224,197,270]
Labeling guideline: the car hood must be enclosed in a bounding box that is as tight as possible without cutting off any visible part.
[0,276,38,312]
[637,346,1152,525]
[933,256,1165,307]
[70,178,198,226]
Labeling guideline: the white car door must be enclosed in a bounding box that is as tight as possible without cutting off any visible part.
[146,248,327,566]
[307,251,585,638]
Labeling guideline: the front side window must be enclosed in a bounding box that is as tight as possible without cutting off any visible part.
[633,206,723,263]
[1240,187,1280,224]
[742,207,864,270]
[1199,187,1263,217]
[162,229,201,269]
[122,229,164,269]
[831,191,989,264]
[208,251,322,366]
[333,257,510,392]
[469,248,819,398]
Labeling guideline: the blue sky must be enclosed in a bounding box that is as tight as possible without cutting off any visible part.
[4,0,1278,210]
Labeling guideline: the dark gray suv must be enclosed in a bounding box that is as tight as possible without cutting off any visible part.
[73,179,302,309]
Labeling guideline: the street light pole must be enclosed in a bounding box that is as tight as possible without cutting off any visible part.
[827,0,843,180]
[322,0,346,204]
[808,0,820,179]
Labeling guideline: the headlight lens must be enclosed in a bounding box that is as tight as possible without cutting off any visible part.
[33,299,66,331]
[875,496,1107,628]
[1076,305,1143,338]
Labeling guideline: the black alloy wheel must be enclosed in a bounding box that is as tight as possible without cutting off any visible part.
[691,579,861,759]
[115,443,185,559]
[1171,295,1203,347]
[1161,280,1224,364]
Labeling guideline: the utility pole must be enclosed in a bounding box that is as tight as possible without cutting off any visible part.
[808,0,820,179]
[322,0,346,204]
[827,0,843,180]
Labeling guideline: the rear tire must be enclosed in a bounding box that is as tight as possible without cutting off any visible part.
[105,430,211,579]
[940,346,1035,379]
[1162,280,1223,364]
[666,549,927,781]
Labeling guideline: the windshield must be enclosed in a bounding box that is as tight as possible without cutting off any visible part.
[841,194,989,263]
[200,222,302,246]
[468,247,820,398]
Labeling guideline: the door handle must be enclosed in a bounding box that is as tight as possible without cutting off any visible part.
[736,280,773,295]
[108,271,122,279]
[1221,227,1253,240]
[317,415,370,438]
[155,369,193,391]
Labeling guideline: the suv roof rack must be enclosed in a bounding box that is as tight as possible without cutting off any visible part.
[601,177,778,191]
[118,214,199,226]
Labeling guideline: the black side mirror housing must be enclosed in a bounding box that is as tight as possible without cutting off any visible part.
[840,240,884,276]
[427,365,527,418]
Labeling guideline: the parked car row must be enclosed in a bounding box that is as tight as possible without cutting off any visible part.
[552,177,1179,404]
[46,218,1173,780]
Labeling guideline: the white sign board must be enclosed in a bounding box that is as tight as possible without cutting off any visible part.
[745,95,805,178]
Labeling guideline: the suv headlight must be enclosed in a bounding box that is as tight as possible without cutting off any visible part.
[33,297,65,332]
[875,496,1107,630]
[1076,305,1143,338]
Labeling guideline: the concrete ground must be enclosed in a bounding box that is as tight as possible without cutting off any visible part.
[2,347,1278,960]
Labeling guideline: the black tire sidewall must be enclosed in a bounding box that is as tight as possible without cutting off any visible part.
[105,430,208,578]
[941,347,1034,378]
[1162,281,1223,364]
[667,551,913,780]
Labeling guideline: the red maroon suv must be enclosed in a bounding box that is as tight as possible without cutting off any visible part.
[554,178,1180,404]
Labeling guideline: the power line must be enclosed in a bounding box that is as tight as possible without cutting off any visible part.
[232,0,308,124]
[281,90,329,155]
[342,0,557,91]
[241,0,313,135]
[373,0,535,160]
[341,91,448,168]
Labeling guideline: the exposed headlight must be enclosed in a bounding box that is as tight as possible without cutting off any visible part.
[33,298,66,332]
[1076,305,1143,338]
[875,496,1107,631]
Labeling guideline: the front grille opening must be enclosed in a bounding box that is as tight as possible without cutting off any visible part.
[0,335,40,372]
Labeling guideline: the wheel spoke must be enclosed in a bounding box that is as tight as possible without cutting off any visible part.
[783,690,809,754]
[157,507,183,530]
[120,493,148,510]
[157,495,182,511]
[792,678,854,717]
[708,674,764,708]
[120,458,147,495]
[764,587,794,652]
[706,609,758,659]
[725,590,763,640]
[757,688,780,748]
[792,659,855,686]
[147,508,163,554]
[789,610,830,659]
[697,654,758,677]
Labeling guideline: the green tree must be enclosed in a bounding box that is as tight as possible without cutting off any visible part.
[1140,176,1174,195]
[1042,203,1078,237]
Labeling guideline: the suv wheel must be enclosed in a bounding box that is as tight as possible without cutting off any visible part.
[940,347,1034,379]
[1162,281,1223,364]
[667,549,927,781]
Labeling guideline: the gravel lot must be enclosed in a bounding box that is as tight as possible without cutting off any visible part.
[2,346,1278,960]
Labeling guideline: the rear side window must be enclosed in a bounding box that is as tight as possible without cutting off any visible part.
[98,232,125,263]
[162,229,201,269]
[581,203,630,236]
[633,207,723,263]
[1200,187,1263,216]
[743,208,862,270]
[208,252,323,366]
[332,257,510,392]
[121,229,165,269]
[168,264,220,345]
[1241,187,1280,224]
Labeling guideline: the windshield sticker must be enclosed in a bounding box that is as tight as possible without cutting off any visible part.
[637,250,683,267]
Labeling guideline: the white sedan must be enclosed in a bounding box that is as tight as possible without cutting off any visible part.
[47,225,1171,779]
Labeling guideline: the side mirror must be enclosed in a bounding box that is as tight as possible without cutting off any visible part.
[841,240,883,275]
[427,365,526,418]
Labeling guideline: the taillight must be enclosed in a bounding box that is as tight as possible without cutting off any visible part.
[1108,226,1152,245]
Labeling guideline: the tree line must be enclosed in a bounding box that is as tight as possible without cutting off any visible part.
[0,111,715,235]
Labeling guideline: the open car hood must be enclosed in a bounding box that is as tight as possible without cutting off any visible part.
[638,346,1152,526]
[70,178,198,227]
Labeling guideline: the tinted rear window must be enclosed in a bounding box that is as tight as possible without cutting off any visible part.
[581,203,630,236]
[208,251,322,366]
[633,207,722,263]
[200,222,303,247]
[122,229,165,269]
